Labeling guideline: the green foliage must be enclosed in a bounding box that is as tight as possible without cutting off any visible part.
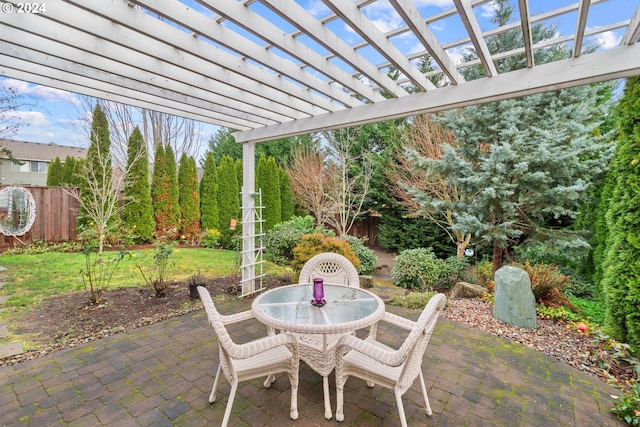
[200,228,221,249]
[611,377,640,425]
[569,296,605,327]
[256,154,281,231]
[78,228,127,304]
[377,213,453,258]
[217,155,240,248]
[122,126,155,243]
[341,235,377,275]
[178,154,200,242]
[517,260,573,307]
[474,260,495,290]
[62,156,81,187]
[279,167,295,222]
[600,76,640,348]
[46,157,63,186]
[135,237,176,297]
[391,248,449,291]
[265,215,320,264]
[199,151,219,230]
[79,104,113,228]
[151,145,180,239]
[2,240,81,255]
[390,291,438,310]
[536,304,580,322]
[291,232,359,272]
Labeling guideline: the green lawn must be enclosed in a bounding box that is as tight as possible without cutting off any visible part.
[0,247,290,317]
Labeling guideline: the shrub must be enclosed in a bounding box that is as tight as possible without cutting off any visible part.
[200,228,221,248]
[136,238,176,297]
[341,235,377,275]
[391,248,448,291]
[517,260,573,308]
[291,233,359,272]
[435,256,469,289]
[265,216,326,264]
[390,291,438,309]
[474,260,495,291]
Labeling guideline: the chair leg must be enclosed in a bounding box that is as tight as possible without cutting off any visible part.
[335,382,345,422]
[418,370,432,416]
[221,382,238,427]
[395,390,408,427]
[263,374,276,388]
[289,383,299,420]
[322,375,332,420]
[209,365,223,403]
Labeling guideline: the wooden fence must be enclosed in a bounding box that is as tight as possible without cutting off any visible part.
[0,186,79,250]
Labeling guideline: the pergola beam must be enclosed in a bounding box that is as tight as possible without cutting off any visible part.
[235,43,640,143]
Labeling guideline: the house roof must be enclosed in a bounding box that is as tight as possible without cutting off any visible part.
[0,1,638,143]
[0,139,88,162]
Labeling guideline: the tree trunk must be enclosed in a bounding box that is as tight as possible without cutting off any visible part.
[492,241,503,274]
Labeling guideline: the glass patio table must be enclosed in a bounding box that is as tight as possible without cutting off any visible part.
[252,283,385,420]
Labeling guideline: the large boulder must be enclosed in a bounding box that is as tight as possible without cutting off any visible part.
[493,266,537,329]
[450,281,489,299]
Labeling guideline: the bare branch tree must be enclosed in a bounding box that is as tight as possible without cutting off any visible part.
[323,128,372,236]
[387,114,472,258]
[286,145,333,226]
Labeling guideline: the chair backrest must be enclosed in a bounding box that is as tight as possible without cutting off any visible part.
[395,293,446,393]
[197,286,240,382]
[298,252,360,288]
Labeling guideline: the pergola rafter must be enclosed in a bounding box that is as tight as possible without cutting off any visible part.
[1,0,639,295]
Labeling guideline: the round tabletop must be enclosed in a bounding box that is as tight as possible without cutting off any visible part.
[252,284,385,335]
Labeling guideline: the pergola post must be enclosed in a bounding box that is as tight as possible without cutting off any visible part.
[241,139,256,295]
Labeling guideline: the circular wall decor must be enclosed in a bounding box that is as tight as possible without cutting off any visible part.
[0,186,37,237]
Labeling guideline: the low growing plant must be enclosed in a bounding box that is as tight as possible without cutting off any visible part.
[265,216,327,264]
[200,228,221,248]
[518,260,573,308]
[341,235,377,275]
[390,291,438,309]
[136,238,176,297]
[79,229,128,304]
[391,248,449,291]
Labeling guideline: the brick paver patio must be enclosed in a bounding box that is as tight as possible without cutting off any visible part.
[0,298,625,426]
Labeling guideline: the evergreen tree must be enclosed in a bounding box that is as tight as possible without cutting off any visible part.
[152,144,179,238]
[217,155,240,244]
[199,151,220,230]
[122,126,155,243]
[178,153,200,241]
[61,156,78,186]
[46,157,63,186]
[279,167,294,222]
[256,154,281,231]
[79,104,113,227]
[600,76,640,347]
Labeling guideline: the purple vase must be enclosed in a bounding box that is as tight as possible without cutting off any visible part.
[312,278,325,306]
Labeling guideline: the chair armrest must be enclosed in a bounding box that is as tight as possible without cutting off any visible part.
[219,309,254,325]
[336,334,405,367]
[378,311,416,331]
[229,332,298,360]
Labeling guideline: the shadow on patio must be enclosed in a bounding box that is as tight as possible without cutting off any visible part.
[0,298,624,426]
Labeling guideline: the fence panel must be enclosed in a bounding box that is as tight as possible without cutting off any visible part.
[0,186,79,250]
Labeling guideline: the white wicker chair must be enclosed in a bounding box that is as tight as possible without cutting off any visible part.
[294,252,360,419]
[298,252,360,288]
[334,293,447,427]
[197,286,300,427]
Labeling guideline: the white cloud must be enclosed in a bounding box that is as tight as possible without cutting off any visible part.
[0,78,80,105]
[479,1,498,19]
[0,110,49,127]
[595,30,619,50]
[305,0,331,18]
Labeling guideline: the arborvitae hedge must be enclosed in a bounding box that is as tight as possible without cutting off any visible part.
[601,76,640,348]
[46,157,63,186]
[122,126,155,243]
[178,154,200,241]
[217,155,240,238]
[256,154,281,231]
[151,144,179,239]
[279,167,294,222]
[199,151,220,231]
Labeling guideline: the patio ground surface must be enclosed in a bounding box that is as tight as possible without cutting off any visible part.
[0,296,625,426]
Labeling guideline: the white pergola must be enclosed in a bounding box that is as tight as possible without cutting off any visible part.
[2,0,639,294]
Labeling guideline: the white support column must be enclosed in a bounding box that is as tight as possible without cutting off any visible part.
[241,139,256,295]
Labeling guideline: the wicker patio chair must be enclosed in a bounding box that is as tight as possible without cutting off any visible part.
[298,252,360,288]
[197,286,300,427]
[334,293,447,427]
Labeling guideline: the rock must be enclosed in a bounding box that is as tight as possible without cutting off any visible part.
[359,275,373,288]
[493,266,537,329]
[450,281,489,299]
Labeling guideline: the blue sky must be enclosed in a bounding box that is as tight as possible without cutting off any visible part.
[1,0,636,152]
